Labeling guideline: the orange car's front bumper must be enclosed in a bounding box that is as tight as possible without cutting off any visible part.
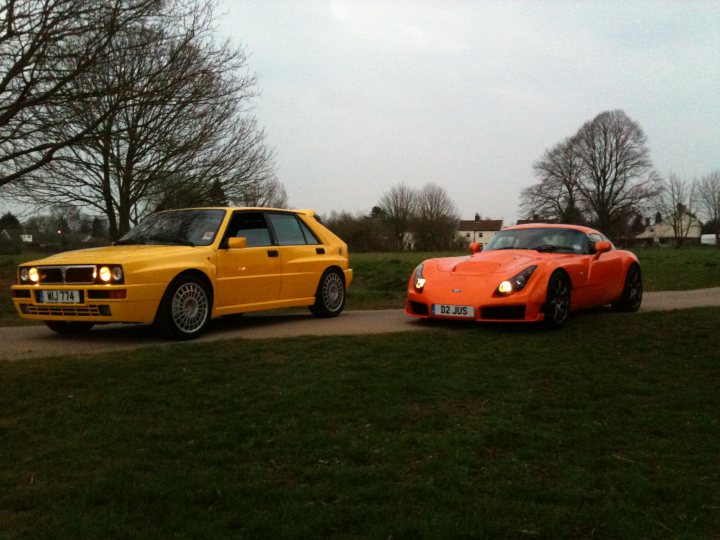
[405,280,548,323]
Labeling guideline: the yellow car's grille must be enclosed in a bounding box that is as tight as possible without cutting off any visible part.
[20,304,111,317]
[36,265,96,284]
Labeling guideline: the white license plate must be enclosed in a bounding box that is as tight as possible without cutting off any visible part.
[39,290,81,304]
[432,304,474,318]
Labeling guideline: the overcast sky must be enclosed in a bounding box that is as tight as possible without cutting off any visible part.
[218,1,719,223]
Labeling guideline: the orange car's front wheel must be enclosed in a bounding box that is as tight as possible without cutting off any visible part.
[544,272,571,329]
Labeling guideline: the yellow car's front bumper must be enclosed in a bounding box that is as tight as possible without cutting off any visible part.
[11,283,167,324]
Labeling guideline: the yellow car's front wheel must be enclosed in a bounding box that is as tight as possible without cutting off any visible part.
[155,275,212,340]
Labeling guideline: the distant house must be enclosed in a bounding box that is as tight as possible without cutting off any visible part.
[457,214,503,248]
[0,228,31,253]
[635,215,701,246]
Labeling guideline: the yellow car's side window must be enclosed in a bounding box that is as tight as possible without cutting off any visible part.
[224,212,273,247]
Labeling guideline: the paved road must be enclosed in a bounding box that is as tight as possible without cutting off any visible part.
[1,287,719,361]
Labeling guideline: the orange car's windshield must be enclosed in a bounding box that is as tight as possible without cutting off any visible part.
[117,209,226,247]
[484,228,589,254]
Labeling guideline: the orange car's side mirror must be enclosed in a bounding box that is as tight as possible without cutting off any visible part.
[469,242,482,254]
[595,240,612,254]
[227,237,247,249]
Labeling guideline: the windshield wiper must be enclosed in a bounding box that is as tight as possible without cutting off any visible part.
[151,237,195,247]
[115,238,146,245]
[532,244,557,252]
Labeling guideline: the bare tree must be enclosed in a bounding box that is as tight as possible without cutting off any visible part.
[378,183,417,251]
[7,0,276,239]
[414,182,460,251]
[698,170,720,247]
[323,210,390,252]
[520,137,585,223]
[236,176,289,208]
[574,110,657,237]
[656,173,699,247]
[0,0,157,186]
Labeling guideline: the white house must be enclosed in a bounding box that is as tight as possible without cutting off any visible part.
[635,215,702,246]
[457,215,503,248]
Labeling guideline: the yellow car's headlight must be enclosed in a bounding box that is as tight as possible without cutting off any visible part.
[98,266,112,282]
[28,267,39,283]
[95,265,124,284]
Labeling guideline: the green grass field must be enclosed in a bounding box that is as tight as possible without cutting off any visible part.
[1,308,719,538]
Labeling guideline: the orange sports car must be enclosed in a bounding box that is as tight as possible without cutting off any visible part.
[406,223,642,328]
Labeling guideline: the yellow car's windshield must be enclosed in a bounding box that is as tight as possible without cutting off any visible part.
[117,209,226,247]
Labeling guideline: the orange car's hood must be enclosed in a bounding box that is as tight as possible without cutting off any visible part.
[23,245,207,266]
[435,250,543,276]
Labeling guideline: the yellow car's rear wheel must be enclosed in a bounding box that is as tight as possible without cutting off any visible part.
[310,268,346,318]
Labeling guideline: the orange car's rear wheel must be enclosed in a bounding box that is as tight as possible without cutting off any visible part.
[544,272,570,329]
[612,264,643,312]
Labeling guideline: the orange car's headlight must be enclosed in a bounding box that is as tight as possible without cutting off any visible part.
[496,266,537,296]
[413,263,426,292]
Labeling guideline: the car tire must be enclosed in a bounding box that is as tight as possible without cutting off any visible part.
[544,272,571,329]
[612,264,643,312]
[155,275,212,340]
[309,268,346,318]
[44,321,95,334]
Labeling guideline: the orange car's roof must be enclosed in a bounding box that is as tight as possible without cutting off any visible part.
[504,223,601,235]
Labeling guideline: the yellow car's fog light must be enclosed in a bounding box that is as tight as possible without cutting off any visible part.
[498,280,513,295]
[29,267,39,283]
[99,266,112,282]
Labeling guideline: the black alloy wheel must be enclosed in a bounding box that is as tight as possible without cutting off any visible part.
[544,272,571,329]
[612,264,643,312]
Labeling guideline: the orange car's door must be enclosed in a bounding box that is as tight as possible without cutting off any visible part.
[215,211,282,309]
[585,250,624,306]
[265,212,326,300]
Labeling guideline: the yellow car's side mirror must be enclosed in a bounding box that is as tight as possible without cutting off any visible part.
[227,237,247,249]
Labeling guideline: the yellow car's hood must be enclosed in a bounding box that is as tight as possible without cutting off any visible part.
[23,245,208,266]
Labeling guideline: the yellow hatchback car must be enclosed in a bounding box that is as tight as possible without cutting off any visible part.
[12,207,352,339]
